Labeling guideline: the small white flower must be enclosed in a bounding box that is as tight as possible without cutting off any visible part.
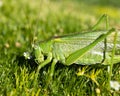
[23,52,31,59]
[110,80,120,91]
[0,0,3,7]
[107,66,110,73]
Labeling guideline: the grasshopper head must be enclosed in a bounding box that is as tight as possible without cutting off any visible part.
[33,45,44,63]
[32,40,53,64]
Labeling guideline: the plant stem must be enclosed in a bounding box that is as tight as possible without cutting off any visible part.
[108,31,118,90]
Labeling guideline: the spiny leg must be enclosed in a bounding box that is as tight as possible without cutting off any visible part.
[91,14,109,63]
[50,59,57,78]
[92,14,109,31]
[91,14,118,89]
[103,14,109,63]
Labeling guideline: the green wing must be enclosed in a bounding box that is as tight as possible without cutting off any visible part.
[52,30,120,65]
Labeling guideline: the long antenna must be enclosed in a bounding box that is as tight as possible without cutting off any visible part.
[31,0,43,49]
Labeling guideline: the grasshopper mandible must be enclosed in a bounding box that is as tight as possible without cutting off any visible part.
[24,14,120,77]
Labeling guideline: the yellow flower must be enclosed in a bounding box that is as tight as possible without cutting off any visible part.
[76,67,88,76]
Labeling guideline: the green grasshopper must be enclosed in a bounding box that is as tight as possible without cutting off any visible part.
[24,14,120,77]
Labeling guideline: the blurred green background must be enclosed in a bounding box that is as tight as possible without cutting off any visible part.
[0,0,120,95]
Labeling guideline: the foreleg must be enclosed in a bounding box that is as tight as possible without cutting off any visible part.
[36,53,52,74]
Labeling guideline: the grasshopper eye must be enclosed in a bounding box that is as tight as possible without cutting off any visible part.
[32,44,38,49]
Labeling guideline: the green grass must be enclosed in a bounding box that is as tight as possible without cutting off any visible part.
[0,0,120,95]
